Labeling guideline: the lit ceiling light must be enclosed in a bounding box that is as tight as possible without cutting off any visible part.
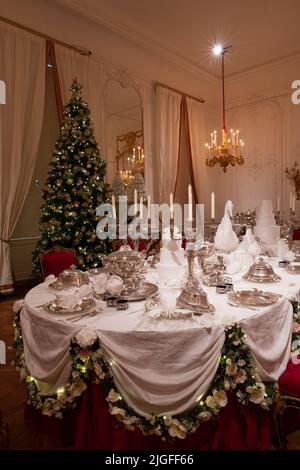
[213,44,223,56]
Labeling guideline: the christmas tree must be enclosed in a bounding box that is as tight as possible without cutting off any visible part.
[32,79,112,277]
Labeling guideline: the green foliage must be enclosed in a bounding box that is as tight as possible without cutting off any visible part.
[32,80,112,277]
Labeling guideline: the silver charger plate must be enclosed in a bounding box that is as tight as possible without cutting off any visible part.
[228,289,279,307]
[43,297,96,314]
[286,262,300,275]
[122,282,158,302]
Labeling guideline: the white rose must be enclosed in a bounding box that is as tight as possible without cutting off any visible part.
[76,326,98,348]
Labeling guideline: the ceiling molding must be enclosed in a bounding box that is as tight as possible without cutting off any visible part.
[55,0,219,85]
[55,0,300,87]
[227,50,300,83]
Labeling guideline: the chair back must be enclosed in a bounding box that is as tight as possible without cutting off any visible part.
[39,246,77,279]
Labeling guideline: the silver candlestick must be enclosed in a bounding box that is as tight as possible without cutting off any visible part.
[209,217,218,242]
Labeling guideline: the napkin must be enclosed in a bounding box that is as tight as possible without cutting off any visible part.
[91,273,109,294]
[159,286,177,315]
[239,229,261,257]
[55,291,81,310]
[106,275,124,295]
[78,284,93,298]
[284,250,296,262]
[214,200,239,253]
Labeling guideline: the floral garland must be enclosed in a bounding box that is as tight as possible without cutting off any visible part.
[291,299,300,359]
[13,300,300,441]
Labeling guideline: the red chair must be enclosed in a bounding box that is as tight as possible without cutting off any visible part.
[293,230,300,241]
[39,246,77,279]
[275,356,300,448]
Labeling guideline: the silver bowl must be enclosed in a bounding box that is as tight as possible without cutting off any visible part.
[243,257,281,283]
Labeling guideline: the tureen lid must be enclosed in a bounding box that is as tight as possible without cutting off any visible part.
[106,244,142,262]
[243,257,281,282]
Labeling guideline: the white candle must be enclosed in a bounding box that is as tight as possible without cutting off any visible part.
[211,192,215,219]
[277,196,280,212]
[111,194,116,219]
[292,195,295,212]
[147,194,151,220]
[170,193,174,220]
[140,196,143,220]
[134,189,138,215]
[188,184,193,221]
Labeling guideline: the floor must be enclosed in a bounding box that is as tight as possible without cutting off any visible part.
[1,284,300,450]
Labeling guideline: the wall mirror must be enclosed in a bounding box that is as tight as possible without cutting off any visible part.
[103,77,143,188]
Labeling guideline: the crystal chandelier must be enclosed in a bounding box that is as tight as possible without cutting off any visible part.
[205,45,245,173]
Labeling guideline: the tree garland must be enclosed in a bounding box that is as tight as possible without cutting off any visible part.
[13,300,300,441]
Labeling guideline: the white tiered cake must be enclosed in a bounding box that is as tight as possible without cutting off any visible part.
[254,200,280,254]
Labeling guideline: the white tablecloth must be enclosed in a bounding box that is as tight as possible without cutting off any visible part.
[20,259,299,416]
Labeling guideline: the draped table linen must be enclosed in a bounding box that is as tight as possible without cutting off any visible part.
[20,258,298,418]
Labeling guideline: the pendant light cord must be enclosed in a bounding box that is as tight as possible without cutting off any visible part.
[222,53,226,132]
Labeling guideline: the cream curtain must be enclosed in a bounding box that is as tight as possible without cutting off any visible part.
[55,45,103,145]
[0,23,45,294]
[155,87,182,203]
[185,97,206,204]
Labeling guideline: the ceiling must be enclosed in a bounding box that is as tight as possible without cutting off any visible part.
[57,0,300,78]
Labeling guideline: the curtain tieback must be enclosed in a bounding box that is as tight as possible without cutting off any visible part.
[0,237,10,243]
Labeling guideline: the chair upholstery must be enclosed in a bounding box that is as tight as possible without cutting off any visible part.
[293,229,300,241]
[39,247,77,279]
[274,357,300,448]
[279,358,300,398]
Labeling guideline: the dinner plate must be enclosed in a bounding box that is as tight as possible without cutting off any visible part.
[43,297,96,314]
[228,289,279,307]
